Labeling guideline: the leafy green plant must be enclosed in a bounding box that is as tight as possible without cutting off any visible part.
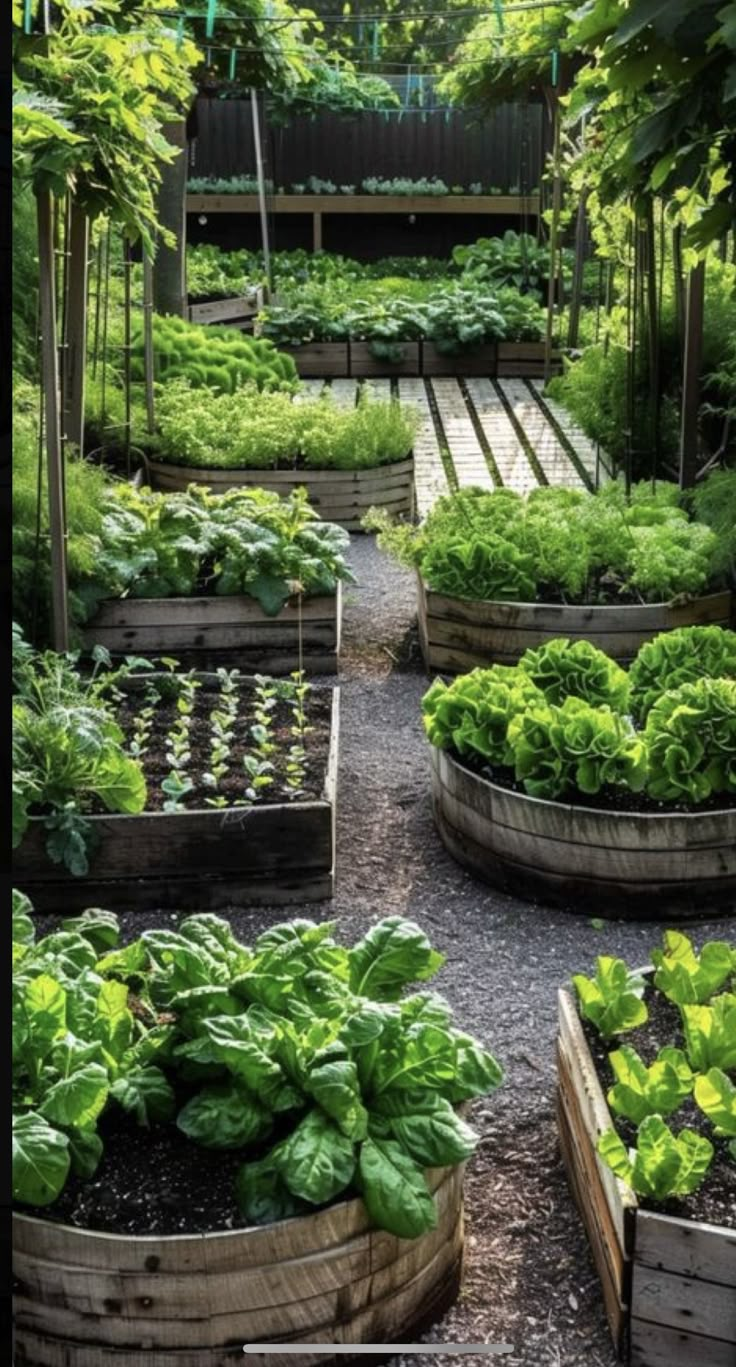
[606,1046,693,1125]
[519,639,630,712]
[130,315,299,395]
[12,641,147,874]
[507,696,646,801]
[16,912,504,1235]
[453,231,572,296]
[422,667,543,766]
[598,1117,714,1200]
[681,995,736,1073]
[629,626,736,722]
[644,677,736,804]
[12,903,175,1206]
[572,958,649,1040]
[421,536,536,602]
[691,469,736,584]
[652,931,735,1006]
[154,382,418,473]
[693,1069,736,1138]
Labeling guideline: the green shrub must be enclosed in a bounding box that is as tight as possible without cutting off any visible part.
[644,677,736,804]
[519,638,630,712]
[130,315,299,394]
[629,626,736,721]
[690,469,736,582]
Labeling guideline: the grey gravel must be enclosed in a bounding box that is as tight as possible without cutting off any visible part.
[121,535,736,1366]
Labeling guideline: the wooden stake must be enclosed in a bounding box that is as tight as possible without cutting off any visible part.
[153,119,187,318]
[544,94,562,386]
[37,190,69,651]
[679,261,705,490]
[250,88,272,293]
[63,202,89,454]
[567,191,587,350]
[143,249,155,434]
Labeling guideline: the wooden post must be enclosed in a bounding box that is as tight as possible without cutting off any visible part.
[250,88,272,293]
[567,191,588,349]
[153,120,187,317]
[313,211,322,253]
[63,202,89,454]
[679,260,705,490]
[143,250,155,434]
[37,190,69,652]
[544,94,562,386]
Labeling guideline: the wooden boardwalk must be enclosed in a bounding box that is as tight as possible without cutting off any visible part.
[307,376,609,517]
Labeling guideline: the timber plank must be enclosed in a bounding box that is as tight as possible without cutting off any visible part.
[630,1263,736,1341]
[629,1318,736,1367]
[634,1209,736,1286]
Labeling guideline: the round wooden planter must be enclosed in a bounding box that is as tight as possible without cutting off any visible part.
[417,578,735,673]
[13,1164,465,1367]
[429,746,736,918]
[145,456,415,532]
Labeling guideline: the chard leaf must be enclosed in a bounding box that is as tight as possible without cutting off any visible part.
[375,1092,478,1167]
[573,957,648,1039]
[13,1112,70,1206]
[40,1063,109,1129]
[110,1066,176,1126]
[598,1116,714,1200]
[349,917,445,1001]
[60,909,120,952]
[94,980,133,1062]
[681,994,736,1072]
[693,1068,736,1136]
[358,1137,438,1238]
[278,1108,356,1205]
[176,1083,272,1149]
[652,931,735,1005]
[371,1023,457,1094]
[24,975,67,1055]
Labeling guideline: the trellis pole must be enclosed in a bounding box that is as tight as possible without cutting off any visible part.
[37,189,69,651]
[679,260,705,490]
[143,249,156,434]
[251,87,273,294]
[543,86,562,385]
[63,202,89,454]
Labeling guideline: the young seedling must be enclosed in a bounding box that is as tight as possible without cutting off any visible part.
[161,671,200,811]
[202,669,240,807]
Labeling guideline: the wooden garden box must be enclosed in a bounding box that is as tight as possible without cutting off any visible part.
[82,585,342,675]
[496,342,562,376]
[13,1161,465,1366]
[280,342,350,377]
[145,456,415,533]
[187,288,264,326]
[416,578,735,674]
[421,343,498,377]
[428,746,736,918]
[349,341,421,377]
[556,988,736,1365]
[12,686,339,913]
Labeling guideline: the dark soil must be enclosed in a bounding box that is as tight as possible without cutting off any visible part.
[581,983,736,1229]
[113,678,332,811]
[27,536,736,1367]
[458,751,736,815]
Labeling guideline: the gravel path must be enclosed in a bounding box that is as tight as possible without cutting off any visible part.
[117,536,736,1366]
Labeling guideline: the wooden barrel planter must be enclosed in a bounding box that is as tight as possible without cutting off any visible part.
[12,686,339,914]
[556,988,736,1365]
[82,585,342,675]
[429,747,736,918]
[145,457,415,533]
[417,577,735,674]
[13,1163,465,1367]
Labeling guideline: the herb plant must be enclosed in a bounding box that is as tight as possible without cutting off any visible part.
[13,909,504,1237]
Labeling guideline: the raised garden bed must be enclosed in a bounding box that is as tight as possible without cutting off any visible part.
[496,341,562,376]
[145,456,415,533]
[556,986,736,1364]
[280,342,350,377]
[429,746,736,917]
[12,1161,464,1367]
[421,342,498,377]
[188,287,264,326]
[82,584,342,675]
[349,341,421,377]
[417,578,735,673]
[12,676,340,912]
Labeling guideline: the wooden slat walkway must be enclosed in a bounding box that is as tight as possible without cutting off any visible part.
[529,380,611,485]
[496,378,589,490]
[431,378,493,491]
[464,379,537,494]
[328,379,358,407]
[397,377,449,519]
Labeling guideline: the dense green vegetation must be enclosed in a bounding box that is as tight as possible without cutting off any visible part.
[422,630,736,806]
[129,315,299,393]
[370,480,735,606]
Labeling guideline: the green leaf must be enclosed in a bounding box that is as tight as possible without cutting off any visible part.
[24,974,68,1054]
[374,1092,478,1167]
[306,1059,369,1141]
[652,931,735,1005]
[573,957,648,1039]
[13,1112,70,1206]
[598,1116,714,1200]
[606,1045,693,1125]
[60,909,120,952]
[278,1108,356,1205]
[349,917,445,1000]
[681,994,736,1072]
[693,1068,736,1137]
[176,1083,271,1149]
[235,1151,307,1224]
[358,1137,437,1238]
[68,1128,104,1179]
[12,889,35,946]
[110,1066,176,1126]
[40,1062,109,1129]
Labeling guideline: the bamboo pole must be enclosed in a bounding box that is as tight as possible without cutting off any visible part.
[37,190,69,652]
[63,202,89,454]
[143,250,155,434]
[567,191,588,349]
[679,261,705,490]
[251,88,272,293]
[543,93,562,385]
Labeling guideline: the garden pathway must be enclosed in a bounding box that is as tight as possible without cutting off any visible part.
[311,376,611,518]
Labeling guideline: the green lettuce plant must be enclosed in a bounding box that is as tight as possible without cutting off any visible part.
[644,677,736,804]
[130,315,298,394]
[422,667,542,765]
[605,1046,693,1125]
[421,536,536,602]
[518,638,630,711]
[598,1117,714,1200]
[693,1069,736,1138]
[629,625,736,721]
[572,957,649,1039]
[681,995,736,1073]
[507,696,646,801]
[651,931,736,1006]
